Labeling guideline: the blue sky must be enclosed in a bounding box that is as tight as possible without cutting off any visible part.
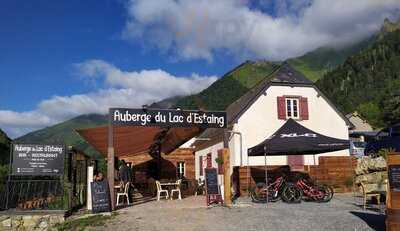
[0,0,233,111]
[1,0,399,138]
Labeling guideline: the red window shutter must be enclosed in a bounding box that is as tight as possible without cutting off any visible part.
[199,156,203,176]
[277,96,286,120]
[207,153,212,168]
[300,97,309,120]
[217,150,223,174]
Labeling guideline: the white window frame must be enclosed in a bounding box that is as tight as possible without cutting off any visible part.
[177,161,185,178]
[286,98,299,119]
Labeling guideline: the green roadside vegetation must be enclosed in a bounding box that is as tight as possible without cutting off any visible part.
[54,212,118,231]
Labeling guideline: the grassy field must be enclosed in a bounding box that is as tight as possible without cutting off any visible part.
[54,212,118,231]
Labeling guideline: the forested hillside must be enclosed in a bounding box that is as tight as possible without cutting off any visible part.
[316,28,400,128]
[288,37,375,82]
[0,129,11,165]
[16,114,108,158]
[0,129,11,184]
[174,61,280,110]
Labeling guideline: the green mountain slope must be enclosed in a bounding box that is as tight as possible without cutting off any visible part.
[290,18,400,82]
[288,37,375,82]
[175,60,280,110]
[0,129,11,165]
[17,19,398,154]
[16,114,108,158]
[316,28,400,128]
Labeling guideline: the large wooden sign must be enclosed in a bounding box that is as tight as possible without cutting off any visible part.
[110,108,227,128]
[205,168,223,205]
[91,181,111,213]
[12,144,65,176]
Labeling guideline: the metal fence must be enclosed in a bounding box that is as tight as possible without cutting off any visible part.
[0,147,91,212]
[4,178,65,210]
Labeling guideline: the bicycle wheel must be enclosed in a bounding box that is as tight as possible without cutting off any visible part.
[250,183,268,203]
[281,183,302,203]
[268,189,281,202]
[317,185,334,202]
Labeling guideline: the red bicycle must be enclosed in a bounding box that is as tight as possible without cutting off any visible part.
[295,177,334,202]
[250,176,302,203]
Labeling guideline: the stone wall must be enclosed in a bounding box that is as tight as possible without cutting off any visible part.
[0,213,64,231]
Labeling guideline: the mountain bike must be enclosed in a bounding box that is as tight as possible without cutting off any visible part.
[250,176,302,203]
[295,177,334,202]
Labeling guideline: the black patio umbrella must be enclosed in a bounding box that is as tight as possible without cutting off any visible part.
[248,118,350,156]
[247,118,350,203]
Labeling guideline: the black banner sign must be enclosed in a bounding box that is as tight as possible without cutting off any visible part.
[12,144,65,176]
[91,181,111,213]
[110,108,227,128]
[205,168,219,195]
[389,165,400,191]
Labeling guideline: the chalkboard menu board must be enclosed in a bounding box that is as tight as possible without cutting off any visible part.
[91,181,111,213]
[389,165,400,191]
[205,168,219,195]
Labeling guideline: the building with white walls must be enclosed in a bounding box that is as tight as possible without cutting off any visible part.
[191,63,352,184]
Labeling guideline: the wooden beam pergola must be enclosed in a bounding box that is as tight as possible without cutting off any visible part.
[76,125,202,210]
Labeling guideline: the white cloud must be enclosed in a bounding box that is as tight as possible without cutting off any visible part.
[122,0,400,61]
[74,59,217,97]
[0,60,217,138]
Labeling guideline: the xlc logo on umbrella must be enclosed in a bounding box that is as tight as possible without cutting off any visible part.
[280,133,317,138]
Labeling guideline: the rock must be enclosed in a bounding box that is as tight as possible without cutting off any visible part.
[12,216,25,231]
[358,183,386,193]
[34,215,50,231]
[22,215,38,229]
[355,156,387,175]
[36,220,48,231]
[355,171,387,184]
[49,215,64,226]
[2,218,11,228]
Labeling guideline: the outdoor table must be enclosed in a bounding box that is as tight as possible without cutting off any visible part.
[159,181,179,195]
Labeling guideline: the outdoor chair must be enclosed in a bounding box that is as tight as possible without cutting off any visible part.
[171,179,182,200]
[195,179,205,196]
[359,180,387,210]
[156,180,169,201]
[116,182,130,206]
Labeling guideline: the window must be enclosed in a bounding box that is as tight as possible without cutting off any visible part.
[277,96,308,120]
[177,161,185,179]
[206,153,212,168]
[286,98,299,119]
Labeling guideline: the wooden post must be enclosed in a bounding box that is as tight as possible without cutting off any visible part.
[222,148,232,206]
[108,110,115,211]
[157,145,161,180]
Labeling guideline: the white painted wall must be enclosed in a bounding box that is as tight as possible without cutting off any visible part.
[87,166,94,210]
[194,142,225,199]
[231,85,349,167]
[195,142,224,180]
[193,84,350,199]
[179,137,196,148]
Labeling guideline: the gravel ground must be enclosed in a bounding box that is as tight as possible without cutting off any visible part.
[88,194,385,231]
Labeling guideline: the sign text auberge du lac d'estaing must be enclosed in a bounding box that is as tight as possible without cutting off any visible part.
[110,108,227,128]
